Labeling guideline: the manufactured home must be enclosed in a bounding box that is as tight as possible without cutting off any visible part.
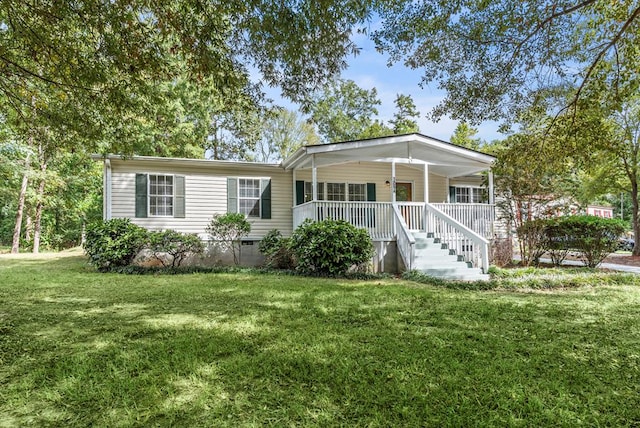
[98,133,497,280]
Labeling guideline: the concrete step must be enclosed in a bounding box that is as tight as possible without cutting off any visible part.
[410,231,489,281]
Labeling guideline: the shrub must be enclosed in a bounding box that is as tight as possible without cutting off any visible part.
[542,217,572,266]
[205,213,251,265]
[258,229,294,269]
[289,219,373,276]
[560,215,626,268]
[147,230,205,268]
[83,218,148,271]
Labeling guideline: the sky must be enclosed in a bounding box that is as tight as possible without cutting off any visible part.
[262,30,505,143]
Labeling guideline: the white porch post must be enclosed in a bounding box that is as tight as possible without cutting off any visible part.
[292,169,297,206]
[391,161,396,203]
[311,154,318,201]
[104,159,112,220]
[423,163,429,203]
[488,171,495,205]
[445,177,451,203]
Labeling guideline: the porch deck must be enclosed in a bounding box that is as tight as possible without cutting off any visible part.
[292,201,495,274]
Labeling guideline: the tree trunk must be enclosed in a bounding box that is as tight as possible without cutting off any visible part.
[32,157,48,254]
[25,215,32,242]
[632,177,640,256]
[11,152,31,254]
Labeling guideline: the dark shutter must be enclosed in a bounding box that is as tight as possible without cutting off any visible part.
[449,186,456,203]
[366,183,376,201]
[227,177,237,213]
[295,180,305,205]
[261,178,271,219]
[174,175,185,218]
[135,173,148,218]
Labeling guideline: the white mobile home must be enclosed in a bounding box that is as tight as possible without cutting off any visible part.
[98,133,496,279]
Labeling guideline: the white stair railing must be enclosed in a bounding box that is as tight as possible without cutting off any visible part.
[425,203,490,273]
[392,204,415,271]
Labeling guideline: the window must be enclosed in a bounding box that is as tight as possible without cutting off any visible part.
[326,183,346,201]
[239,178,261,217]
[451,186,488,203]
[348,183,366,201]
[304,181,325,202]
[149,174,174,216]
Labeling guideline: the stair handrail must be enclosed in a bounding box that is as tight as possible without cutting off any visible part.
[392,204,416,271]
[425,203,490,273]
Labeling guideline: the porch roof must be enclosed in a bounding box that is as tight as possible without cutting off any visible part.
[282,133,495,178]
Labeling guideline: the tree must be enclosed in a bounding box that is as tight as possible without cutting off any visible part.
[575,97,640,255]
[254,109,320,163]
[1,1,375,153]
[307,79,382,143]
[488,132,575,265]
[451,122,482,150]
[389,94,420,134]
[373,1,640,126]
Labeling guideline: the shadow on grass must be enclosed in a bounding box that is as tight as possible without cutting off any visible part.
[1,255,640,426]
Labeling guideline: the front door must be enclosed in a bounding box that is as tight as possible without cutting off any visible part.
[396,182,412,202]
[396,182,418,229]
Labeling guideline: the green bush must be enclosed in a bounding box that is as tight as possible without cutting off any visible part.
[559,215,626,268]
[258,229,294,269]
[205,213,251,265]
[83,218,148,271]
[519,215,627,268]
[147,230,205,268]
[289,219,373,276]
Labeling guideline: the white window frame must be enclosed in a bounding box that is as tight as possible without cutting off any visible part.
[347,183,367,201]
[304,181,325,202]
[305,181,367,202]
[148,174,174,217]
[452,185,488,204]
[238,178,262,218]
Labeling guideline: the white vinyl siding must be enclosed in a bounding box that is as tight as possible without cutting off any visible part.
[109,160,292,239]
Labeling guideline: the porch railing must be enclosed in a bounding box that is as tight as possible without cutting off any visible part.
[425,203,490,273]
[292,201,492,273]
[431,203,495,239]
[292,201,395,240]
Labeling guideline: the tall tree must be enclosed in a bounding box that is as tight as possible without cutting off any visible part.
[574,96,640,255]
[0,1,376,153]
[389,94,420,134]
[307,79,382,143]
[254,109,320,163]
[373,1,640,126]
[451,122,482,150]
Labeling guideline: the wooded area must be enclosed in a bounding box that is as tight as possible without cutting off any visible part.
[2,1,639,253]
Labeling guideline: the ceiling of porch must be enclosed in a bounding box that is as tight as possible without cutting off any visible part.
[282,133,495,178]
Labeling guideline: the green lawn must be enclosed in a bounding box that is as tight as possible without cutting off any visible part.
[1,252,639,427]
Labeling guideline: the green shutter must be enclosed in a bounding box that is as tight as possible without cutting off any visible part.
[135,173,148,218]
[295,180,305,205]
[261,178,271,219]
[366,183,376,201]
[227,177,238,213]
[174,175,185,218]
[449,186,456,203]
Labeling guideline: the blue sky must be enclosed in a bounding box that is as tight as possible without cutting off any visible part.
[263,31,505,143]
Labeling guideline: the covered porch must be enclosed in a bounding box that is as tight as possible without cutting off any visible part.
[283,134,496,275]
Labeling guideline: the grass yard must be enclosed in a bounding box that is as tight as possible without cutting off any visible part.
[1,252,639,427]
